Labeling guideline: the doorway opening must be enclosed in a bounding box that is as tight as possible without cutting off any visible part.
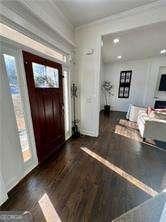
[23,51,65,163]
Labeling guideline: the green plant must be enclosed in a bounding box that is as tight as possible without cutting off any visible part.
[102,81,113,105]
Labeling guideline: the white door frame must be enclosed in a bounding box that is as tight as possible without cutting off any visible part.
[0,38,73,200]
[1,43,38,175]
[63,66,72,140]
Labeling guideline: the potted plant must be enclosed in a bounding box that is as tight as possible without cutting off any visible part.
[102,81,113,113]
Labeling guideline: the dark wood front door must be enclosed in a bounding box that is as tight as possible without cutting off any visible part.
[23,51,65,163]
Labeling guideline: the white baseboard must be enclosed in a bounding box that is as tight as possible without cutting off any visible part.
[110,106,128,112]
[80,129,98,137]
[7,175,22,192]
[0,194,8,206]
[6,160,38,193]
[24,160,38,177]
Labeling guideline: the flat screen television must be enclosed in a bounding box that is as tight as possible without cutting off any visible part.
[159,74,166,91]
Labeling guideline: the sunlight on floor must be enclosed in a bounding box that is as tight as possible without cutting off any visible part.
[38,193,61,222]
[119,119,138,130]
[115,120,161,149]
[142,141,162,150]
[115,124,142,142]
[22,149,31,162]
[81,147,158,197]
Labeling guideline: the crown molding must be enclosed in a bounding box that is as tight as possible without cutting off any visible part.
[0,4,75,53]
[48,0,74,30]
[21,0,75,46]
[76,1,165,31]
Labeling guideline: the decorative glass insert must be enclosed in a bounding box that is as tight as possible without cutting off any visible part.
[32,62,59,88]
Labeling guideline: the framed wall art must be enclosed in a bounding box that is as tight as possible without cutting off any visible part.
[118,70,132,98]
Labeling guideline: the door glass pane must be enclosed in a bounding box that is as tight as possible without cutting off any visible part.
[32,62,59,88]
[46,66,59,88]
[3,54,32,162]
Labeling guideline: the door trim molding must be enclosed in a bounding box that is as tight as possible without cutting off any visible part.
[2,43,38,172]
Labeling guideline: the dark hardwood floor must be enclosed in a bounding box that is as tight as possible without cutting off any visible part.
[1,111,166,222]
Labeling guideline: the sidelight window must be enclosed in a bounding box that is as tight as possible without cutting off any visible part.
[3,54,32,162]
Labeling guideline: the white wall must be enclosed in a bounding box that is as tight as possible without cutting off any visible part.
[20,0,75,46]
[101,57,166,112]
[0,57,8,205]
[100,59,105,110]
[0,172,8,205]
[0,0,75,54]
[75,1,166,137]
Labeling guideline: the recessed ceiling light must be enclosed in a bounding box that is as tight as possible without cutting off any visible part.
[160,49,166,54]
[117,55,122,59]
[113,38,120,44]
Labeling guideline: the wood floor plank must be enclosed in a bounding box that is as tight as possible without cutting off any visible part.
[1,111,166,222]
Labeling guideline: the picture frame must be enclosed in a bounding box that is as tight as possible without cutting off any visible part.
[118,70,132,98]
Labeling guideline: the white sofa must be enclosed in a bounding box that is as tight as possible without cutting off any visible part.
[126,104,146,122]
[137,110,166,142]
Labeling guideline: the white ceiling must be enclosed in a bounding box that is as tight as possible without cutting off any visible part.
[102,22,166,63]
[54,0,156,27]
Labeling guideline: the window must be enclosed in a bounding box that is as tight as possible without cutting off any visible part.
[63,70,70,135]
[32,63,59,88]
[3,54,32,162]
